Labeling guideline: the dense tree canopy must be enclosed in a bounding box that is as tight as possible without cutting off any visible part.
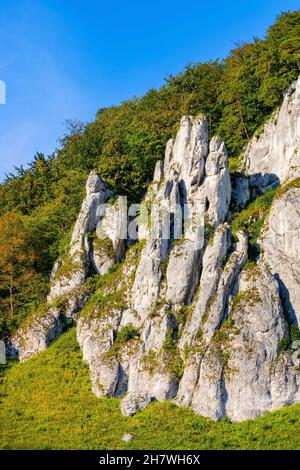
[0,213,45,337]
[0,11,299,336]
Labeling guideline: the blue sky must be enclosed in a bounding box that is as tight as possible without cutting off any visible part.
[0,0,299,180]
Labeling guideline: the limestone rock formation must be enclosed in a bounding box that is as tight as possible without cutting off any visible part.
[8,171,122,361]
[76,111,300,421]
[77,116,235,415]
[7,78,300,421]
[244,76,300,190]
[47,171,115,312]
[261,186,300,326]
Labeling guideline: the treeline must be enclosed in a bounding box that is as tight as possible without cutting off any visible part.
[0,11,299,337]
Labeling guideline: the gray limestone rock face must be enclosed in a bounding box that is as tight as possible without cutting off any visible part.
[245,77,300,190]
[179,224,231,349]
[205,136,231,227]
[224,265,288,421]
[69,171,113,262]
[8,171,117,361]
[122,434,134,442]
[92,196,127,274]
[7,307,63,362]
[121,392,152,417]
[77,110,300,420]
[271,352,300,412]
[261,187,300,326]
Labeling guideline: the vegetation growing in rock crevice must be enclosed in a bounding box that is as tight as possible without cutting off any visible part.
[114,324,140,346]
[53,255,82,282]
[230,177,300,263]
[79,241,143,321]
[231,188,277,260]
[88,232,116,260]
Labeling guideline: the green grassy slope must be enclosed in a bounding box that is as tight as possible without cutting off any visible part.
[0,329,299,450]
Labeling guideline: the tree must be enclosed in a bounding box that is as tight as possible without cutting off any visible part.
[0,213,36,317]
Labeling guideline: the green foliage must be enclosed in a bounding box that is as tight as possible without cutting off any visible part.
[231,177,300,261]
[290,325,300,343]
[231,188,277,260]
[162,328,177,351]
[278,337,289,353]
[112,324,140,351]
[92,236,115,259]
[1,328,300,450]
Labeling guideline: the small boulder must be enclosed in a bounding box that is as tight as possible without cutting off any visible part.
[121,392,151,416]
[292,350,300,367]
[292,340,300,351]
[122,434,134,442]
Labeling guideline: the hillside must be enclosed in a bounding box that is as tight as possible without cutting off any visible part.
[0,11,299,340]
[1,329,300,450]
[1,10,300,451]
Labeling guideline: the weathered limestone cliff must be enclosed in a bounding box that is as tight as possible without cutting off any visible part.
[261,186,300,326]
[7,77,300,422]
[7,172,124,361]
[244,76,300,190]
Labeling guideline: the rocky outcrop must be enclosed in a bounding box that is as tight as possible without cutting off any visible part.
[47,171,114,312]
[261,186,300,326]
[177,230,248,412]
[177,263,300,421]
[7,79,300,422]
[70,111,300,421]
[77,116,235,415]
[8,171,123,362]
[224,265,288,421]
[244,76,300,190]
[178,224,231,348]
[205,136,232,227]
